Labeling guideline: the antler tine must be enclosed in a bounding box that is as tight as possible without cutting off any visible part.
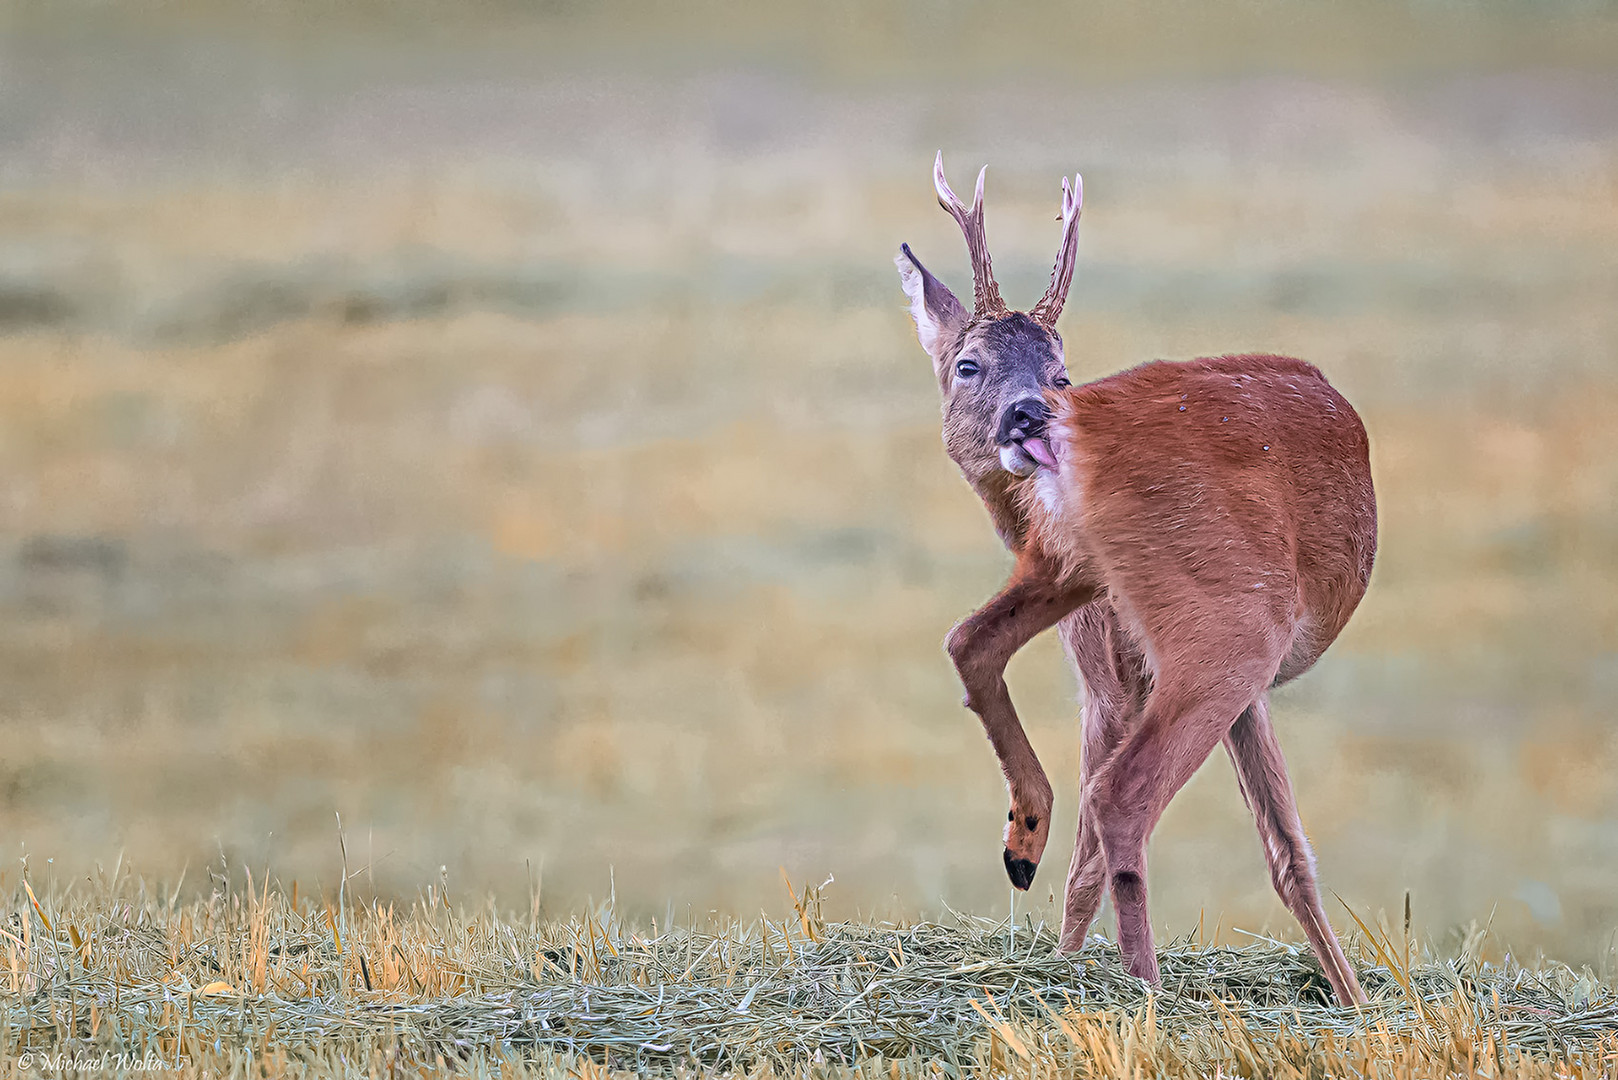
[1030,173,1084,329]
[933,152,1008,319]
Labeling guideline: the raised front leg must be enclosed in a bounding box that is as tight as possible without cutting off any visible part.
[946,567,1097,890]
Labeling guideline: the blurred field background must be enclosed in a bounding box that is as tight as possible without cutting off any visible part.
[1,1,1616,968]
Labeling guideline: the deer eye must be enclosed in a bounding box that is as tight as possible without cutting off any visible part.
[955,358,980,378]
[1053,372,1071,388]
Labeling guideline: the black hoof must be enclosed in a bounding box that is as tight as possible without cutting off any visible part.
[1003,850,1038,890]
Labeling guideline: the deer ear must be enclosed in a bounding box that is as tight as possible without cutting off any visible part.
[896,243,968,366]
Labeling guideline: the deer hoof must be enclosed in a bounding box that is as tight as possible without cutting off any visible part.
[1003,850,1038,890]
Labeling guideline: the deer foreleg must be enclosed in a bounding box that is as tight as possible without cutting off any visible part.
[1056,728,1115,950]
[946,569,1097,890]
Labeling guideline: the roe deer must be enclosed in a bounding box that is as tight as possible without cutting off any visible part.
[895,154,1375,1005]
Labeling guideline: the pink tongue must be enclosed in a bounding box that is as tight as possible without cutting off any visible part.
[1022,436,1057,469]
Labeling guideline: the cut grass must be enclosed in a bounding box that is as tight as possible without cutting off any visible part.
[4,869,1617,1077]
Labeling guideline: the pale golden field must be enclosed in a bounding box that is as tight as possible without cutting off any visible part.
[2,2,1618,1034]
[7,873,1618,1077]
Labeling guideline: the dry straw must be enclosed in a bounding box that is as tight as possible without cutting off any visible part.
[3,867,1616,1077]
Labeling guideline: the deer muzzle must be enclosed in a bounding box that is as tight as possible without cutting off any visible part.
[996,397,1057,476]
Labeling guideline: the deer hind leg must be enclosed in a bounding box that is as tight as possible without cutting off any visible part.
[1088,651,1280,984]
[1057,606,1149,951]
[1224,694,1367,1006]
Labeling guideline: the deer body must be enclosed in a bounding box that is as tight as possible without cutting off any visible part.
[898,155,1375,1006]
[1027,353,1375,684]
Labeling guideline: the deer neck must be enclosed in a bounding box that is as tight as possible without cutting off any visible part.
[971,470,1033,552]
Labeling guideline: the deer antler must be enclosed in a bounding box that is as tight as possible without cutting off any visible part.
[934,152,1009,321]
[1029,173,1083,329]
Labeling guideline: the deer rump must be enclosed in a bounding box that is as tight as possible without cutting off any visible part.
[1024,352,1376,691]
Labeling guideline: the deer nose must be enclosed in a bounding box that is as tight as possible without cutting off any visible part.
[997,398,1051,445]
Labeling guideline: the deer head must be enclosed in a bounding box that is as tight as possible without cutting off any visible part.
[896,154,1083,521]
